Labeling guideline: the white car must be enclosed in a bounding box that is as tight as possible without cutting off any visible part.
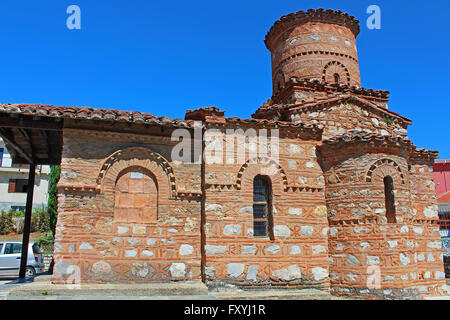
[0,241,45,277]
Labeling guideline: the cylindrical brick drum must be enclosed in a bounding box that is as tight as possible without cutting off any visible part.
[265,9,362,94]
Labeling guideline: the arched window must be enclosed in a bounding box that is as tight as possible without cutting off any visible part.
[253,175,274,239]
[334,73,340,85]
[384,176,396,223]
[114,167,158,223]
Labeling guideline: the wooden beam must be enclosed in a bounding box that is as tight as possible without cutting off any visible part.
[0,115,63,131]
[51,131,63,164]
[38,130,50,160]
[19,163,36,279]
[0,128,33,164]
[12,156,61,165]
[42,130,62,165]
[17,128,35,161]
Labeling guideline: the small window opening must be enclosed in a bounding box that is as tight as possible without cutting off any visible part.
[334,73,340,85]
[253,175,274,239]
[384,176,397,223]
[8,179,28,193]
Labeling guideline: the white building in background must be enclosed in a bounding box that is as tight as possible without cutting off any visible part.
[0,138,50,212]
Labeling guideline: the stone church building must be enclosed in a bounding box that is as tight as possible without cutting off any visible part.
[0,9,446,299]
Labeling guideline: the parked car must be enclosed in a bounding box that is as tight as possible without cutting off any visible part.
[0,241,45,277]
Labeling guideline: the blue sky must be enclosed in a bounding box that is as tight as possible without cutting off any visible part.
[0,0,449,157]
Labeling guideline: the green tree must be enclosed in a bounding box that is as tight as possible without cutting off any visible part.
[47,165,61,236]
[0,210,14,235]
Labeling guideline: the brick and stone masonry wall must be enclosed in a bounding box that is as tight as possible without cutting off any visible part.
[49,120,445,298]
[290,101,409,140]
[319,146,446,298]
[328,222,445,299]
[52,128,202,283]
[408,158,446,293]
[203,125,330,288]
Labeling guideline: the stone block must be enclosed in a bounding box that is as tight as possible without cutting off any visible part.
[311,267,328,281]
[205,245,227,255]
[117,226,129,234]
[179,244,194,256]
[274,225,291,237]
[125,249,137,257]
[301,226,314,236]
[169,263,186,278]
[227,263,244,278]
[79,242,93,250]
[289,245,301,255]
[272,265,302,281]
[131,262,150,278]
[141,250,154,258]
[223,224,242,236]
[347,255,360,265]
[246,265,259,282]
[242,245,257,255]
[266,245,280,254]
[288,208,303,216]
[132,225,146,235]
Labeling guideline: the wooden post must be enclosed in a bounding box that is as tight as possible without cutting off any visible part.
[19,163,36,278]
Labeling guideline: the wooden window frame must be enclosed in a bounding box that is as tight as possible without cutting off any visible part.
[8,179,17,193]
[252,175,274,240]
[8,179,28,193]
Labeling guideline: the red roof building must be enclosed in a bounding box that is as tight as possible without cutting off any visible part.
[434,160,450,197]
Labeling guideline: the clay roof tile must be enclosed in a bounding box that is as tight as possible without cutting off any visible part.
[0,103,196,129]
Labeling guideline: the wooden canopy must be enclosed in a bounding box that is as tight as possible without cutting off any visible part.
[0,112,63,279]
[0,113,63,165]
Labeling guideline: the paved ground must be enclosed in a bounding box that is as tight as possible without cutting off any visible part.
[1,273,449,300]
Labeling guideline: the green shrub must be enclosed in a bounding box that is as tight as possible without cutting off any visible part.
[33,207,50,233]
[13,210,25,217]
[6,208,49,234]
[30,215,39,233]
[0,210,14,235]
[35,232,54,253]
